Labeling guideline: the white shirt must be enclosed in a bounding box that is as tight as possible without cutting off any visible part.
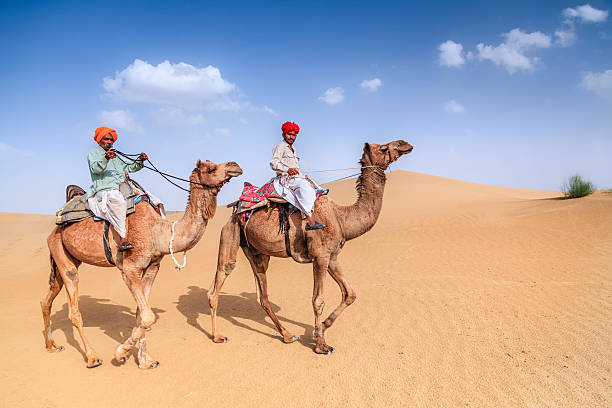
[270,141,300,176]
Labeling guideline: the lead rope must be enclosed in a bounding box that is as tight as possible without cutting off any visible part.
[169,221,187,271]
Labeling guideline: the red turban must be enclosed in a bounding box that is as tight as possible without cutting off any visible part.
[281,121,300,134]
[94,126,118,143]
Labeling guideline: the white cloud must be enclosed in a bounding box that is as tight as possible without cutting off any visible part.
[215,128,230,136]
[360,78,382,92]
[155,107,205,126]
[439,40,465,67]
[318,87,344,105]
[476,28,551,73]
[581,69,612,100]
[563,4,609,23]
[444,100,466,114]
[98,109,143,132]
[555,26,577,47]
[263,105,279,116]
[555,5,608,47]
[103,59,239,110]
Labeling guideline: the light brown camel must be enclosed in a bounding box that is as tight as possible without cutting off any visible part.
[208,140,413,354]
[42,159,242,368]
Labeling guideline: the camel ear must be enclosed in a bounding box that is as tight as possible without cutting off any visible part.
[196,159,202,167]
[364,143,371,152]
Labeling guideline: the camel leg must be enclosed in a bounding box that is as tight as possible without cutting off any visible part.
[115,267,158,369]
[208,217,241,343]
[41,256,65,353]
[242,247,299,344]
[115,263,160,368]
[60,267,103,368]
[312,256,334,354]
[322,257,357,332]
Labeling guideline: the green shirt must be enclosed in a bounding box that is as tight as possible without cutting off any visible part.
[87,145,144,199]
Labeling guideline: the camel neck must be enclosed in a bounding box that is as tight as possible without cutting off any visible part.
[338,166,387,241]
[165,174,217,253]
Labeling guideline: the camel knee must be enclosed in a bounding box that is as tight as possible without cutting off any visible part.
[312,297,325,315]
[346,291,357,306]
[208,293,218,309]
[140,309,156,329]
[223,261,236,276]
[65,268,78,284]
[70,311,83,328]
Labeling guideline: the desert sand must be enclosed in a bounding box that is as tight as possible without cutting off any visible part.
[1,171,610,408]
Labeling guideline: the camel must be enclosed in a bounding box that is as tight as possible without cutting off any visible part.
[208,140,413,354]
[41,159,242,368]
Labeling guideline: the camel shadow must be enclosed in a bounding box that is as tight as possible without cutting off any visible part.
[175,286,314,348]
[49,295,165,361]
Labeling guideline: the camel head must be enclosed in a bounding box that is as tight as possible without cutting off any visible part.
[361,140,413,169]
[193,159,243,192]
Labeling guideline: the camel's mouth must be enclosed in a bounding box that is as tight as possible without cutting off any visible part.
[398,144,413,154]
[227,169,243,178]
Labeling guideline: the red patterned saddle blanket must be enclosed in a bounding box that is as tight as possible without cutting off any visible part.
[237,178,327,214]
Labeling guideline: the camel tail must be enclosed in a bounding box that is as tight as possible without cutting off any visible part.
[48,254,59,286]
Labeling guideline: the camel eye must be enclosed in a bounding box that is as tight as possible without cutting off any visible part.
[380,145,389,152]
[207,165,218,173]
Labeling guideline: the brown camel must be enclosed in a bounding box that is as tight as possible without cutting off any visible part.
[208,140,413,354]
[41,159,242,368]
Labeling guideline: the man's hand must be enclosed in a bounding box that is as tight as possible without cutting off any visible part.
[138,152,148,161]
[105,149,116,160]
[287,168,299,176]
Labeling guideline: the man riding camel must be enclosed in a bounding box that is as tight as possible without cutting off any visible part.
[270,121,326,230]
[88,126,147,251]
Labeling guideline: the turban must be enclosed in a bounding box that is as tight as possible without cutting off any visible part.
[281,121,300,135]
[94,126,118,143]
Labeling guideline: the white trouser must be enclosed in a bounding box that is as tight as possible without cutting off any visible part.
[273,176,317,217]
[88,190,127,238]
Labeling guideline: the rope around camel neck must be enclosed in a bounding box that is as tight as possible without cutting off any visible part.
[169,221,187,271]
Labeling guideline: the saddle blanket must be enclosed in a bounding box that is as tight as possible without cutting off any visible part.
[237,179,328,215]
[55,180,161,225]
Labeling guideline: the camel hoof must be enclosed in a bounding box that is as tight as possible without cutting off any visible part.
[327,347,335,355]
[284,335,300,344]
[119,357,127,364]
[87,359,103,368]
[140,361,159,369]
[56,346,64,353]
[213,336,228,344]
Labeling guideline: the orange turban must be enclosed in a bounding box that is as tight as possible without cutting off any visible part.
[94,126,118,143]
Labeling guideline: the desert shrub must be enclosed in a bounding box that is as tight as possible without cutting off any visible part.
[562,174,595,199]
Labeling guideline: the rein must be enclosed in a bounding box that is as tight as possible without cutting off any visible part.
[113,150,222,192]
[306,164,389,184]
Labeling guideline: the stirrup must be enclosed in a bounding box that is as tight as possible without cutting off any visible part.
[119,241,134,252]
[306,221,326,231]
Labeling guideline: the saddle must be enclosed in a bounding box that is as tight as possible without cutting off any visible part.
[55,180,156,225]
[234,179,328,216]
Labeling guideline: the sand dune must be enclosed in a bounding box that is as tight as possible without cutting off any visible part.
[1,171,610,408]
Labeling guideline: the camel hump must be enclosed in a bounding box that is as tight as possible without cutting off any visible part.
[243,181,252,187]
[65,185,86,202]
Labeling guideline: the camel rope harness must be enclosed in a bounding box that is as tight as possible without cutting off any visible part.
[169,221,187,271]
[114,150,223,192]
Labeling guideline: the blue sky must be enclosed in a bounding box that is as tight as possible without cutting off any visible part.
[1,1,611,213]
